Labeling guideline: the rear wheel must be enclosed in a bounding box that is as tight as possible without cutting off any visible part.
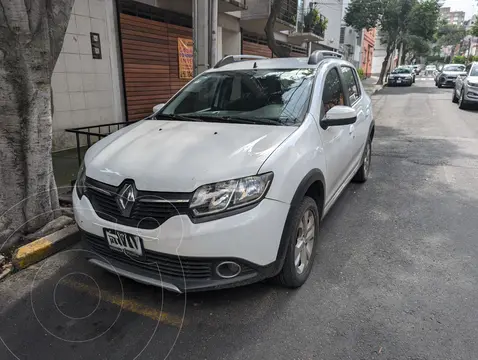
[277,196,319,288]
[452,88,459,103]
[353,138,372,183]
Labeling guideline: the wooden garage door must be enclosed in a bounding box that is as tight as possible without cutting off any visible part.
[120,14,192,120]
[242,40,273,58]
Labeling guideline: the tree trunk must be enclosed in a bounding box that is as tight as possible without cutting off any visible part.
[377,41,396,85]
[0,0,74,250]
[265,0,291,58]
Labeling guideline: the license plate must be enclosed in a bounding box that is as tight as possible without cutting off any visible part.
[397,79,402,83]
[104,229,143,256]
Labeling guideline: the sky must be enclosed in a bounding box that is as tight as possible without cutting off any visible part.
[443,0,476,19]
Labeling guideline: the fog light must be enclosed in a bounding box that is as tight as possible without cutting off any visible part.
[216,261,241,279]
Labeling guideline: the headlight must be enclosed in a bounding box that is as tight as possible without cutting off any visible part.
[190,173,273,217]
[75,162,86,199]
[467,80,478,87]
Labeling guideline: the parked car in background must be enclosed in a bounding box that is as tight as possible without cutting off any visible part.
[452,62,478,109]
[425,64,437,77]
[436,64,466,88]
[388,67,414,86]
[73,52,375,293]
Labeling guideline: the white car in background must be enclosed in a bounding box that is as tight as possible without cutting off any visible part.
[453,62,478,109]
[73,52,375,293]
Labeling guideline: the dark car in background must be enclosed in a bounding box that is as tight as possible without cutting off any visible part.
[388,67,414,86]
[436,64,467,88]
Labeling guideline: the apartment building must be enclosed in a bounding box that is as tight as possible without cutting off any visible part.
[440,6,465,25]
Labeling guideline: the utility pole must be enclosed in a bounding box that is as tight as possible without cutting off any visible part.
[210,0,218,66]
[194,0,209,74]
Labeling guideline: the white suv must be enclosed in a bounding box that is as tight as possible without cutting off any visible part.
[73,51,374,293]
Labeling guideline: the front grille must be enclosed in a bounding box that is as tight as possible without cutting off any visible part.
[84,233,256,280]
[85,233,213,279]
[85,178,191,229]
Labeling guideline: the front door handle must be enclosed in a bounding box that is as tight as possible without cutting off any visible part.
[349,125,355,136]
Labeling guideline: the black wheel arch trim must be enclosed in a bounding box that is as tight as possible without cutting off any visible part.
[271,169,326,276]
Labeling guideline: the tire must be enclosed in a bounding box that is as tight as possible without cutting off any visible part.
[276,196,319,288]
[458,90,468,110]
[438,83,442,88]
[353,138,372,183]
[452,88,458,103]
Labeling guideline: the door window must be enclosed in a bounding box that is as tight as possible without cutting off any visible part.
[322,68,345,117]
[341,66,361,104]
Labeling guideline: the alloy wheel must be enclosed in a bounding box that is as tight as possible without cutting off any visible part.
[294,209,315,275]
[363,141,371,176]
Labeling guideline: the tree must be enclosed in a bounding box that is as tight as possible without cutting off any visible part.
[265,0,291,57]
[0,0,74,249]
[435,22,467,60]
[345,0,416,85]
[472,18,478,37]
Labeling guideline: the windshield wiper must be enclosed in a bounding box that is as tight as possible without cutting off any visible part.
[223,116,284,126]
[154,114,204,122]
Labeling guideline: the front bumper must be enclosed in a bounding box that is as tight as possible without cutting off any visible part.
[438,77,457,87]
[464,87,478,103]
[73,187,290,292]
[388,78,412,85]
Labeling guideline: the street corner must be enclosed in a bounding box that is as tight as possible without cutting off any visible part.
[12,225,80,270]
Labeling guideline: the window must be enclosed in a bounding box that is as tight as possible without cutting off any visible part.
[341,66,361,104]
[321,68,345,116]
[160,68,316,126]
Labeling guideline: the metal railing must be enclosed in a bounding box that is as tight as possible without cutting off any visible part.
[65,121,138,165]
[297,5,327,38]
[270,0,298,27]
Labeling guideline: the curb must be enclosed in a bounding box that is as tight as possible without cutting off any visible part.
[12,225,80,270]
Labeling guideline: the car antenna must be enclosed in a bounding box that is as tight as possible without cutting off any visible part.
[253,62,257,69]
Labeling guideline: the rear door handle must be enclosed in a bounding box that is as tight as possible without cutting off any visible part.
[349,125,355,135]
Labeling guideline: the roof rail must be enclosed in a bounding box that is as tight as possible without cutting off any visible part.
[308,50,343,65]
[214,55,267,69]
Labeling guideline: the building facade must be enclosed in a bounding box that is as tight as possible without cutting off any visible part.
[52,0,342,151]
[361,28,376,77]
[440,7,466,25]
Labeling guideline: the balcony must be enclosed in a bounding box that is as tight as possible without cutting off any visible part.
[240,0,298,35]
[219,0,247,13]
[288,6,327,45]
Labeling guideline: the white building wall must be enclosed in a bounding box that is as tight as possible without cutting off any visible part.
[52,0,124,151]
[313,0,343,50]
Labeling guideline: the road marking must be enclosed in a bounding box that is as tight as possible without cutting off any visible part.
[62,278,185,328]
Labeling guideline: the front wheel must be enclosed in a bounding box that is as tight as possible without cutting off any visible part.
[452,88,459,103]
[353,138,372,183]
[458,90,468,110]
[277,196,319,288]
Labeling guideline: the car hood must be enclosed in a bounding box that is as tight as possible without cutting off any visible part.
[467,76,478,83]
[84,120,296,192]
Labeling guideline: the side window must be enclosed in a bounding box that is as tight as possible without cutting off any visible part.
[341,66,361,104]
[321,68,345,117]
[466,64,472,75]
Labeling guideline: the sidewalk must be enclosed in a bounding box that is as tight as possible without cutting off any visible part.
[362,76,386,96]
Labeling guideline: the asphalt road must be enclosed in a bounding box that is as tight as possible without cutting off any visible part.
[2,77,478,360]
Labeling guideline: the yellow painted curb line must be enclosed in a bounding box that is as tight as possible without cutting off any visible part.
[12,225,80,270]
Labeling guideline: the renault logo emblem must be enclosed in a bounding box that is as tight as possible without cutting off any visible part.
[116,183,136,217]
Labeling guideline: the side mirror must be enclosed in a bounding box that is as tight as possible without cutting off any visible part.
[321,106,357,129]
[153,103,165,113]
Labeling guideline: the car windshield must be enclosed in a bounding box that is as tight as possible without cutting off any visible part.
[392,68,411,74]
[443,65,465,72]
[157,68,316,126]
[470,66,478,76]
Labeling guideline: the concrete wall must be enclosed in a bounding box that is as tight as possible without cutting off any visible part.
[313,0,343,50]
[222,29,242,56]
[52,0,124,151]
